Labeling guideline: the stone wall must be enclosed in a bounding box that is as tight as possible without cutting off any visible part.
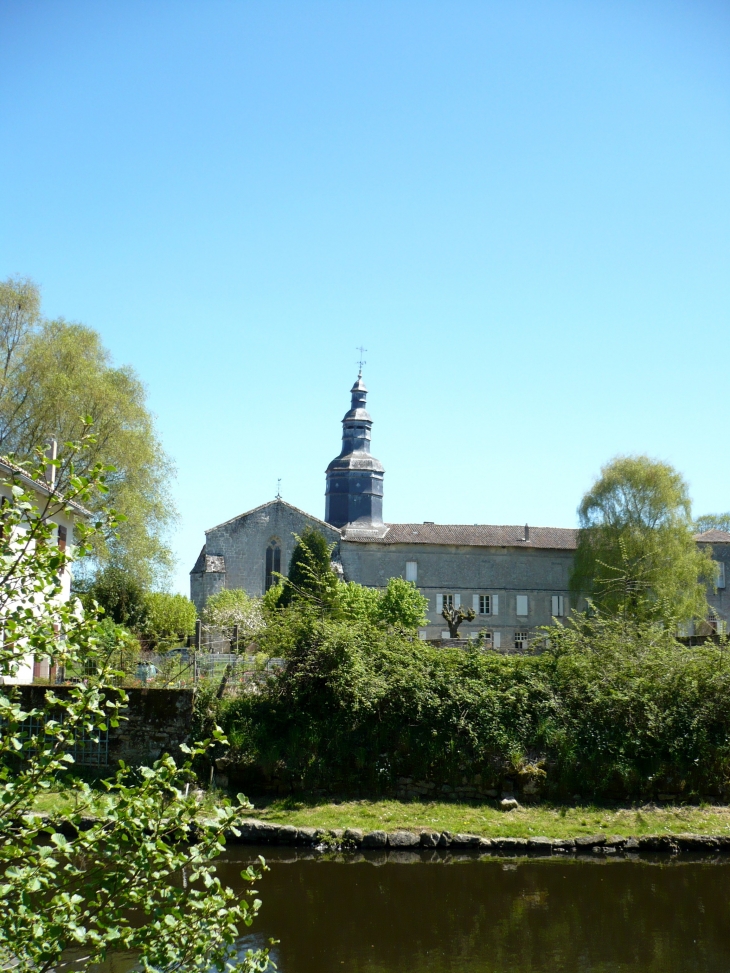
[340,540,575,641]
[190,499,340,611]
[18,686,194,768]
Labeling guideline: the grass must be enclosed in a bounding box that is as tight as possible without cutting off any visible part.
[234,797,730,839]
[30,787,730,839]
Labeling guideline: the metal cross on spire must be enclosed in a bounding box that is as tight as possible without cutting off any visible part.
[356,345,367,375]
[276,478,282,500]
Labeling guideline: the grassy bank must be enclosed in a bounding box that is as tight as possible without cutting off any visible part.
[28,787,730,838]
[238,797,730,839]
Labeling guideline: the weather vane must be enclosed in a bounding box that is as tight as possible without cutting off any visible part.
[356,345,367,374]
[276,478,281,500]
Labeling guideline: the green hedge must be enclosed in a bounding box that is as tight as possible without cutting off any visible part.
[218,614,730,800]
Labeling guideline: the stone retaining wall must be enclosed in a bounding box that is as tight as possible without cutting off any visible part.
[18,686,194,767]
[231,821,730,857]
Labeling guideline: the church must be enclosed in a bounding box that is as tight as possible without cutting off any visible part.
[191,372,730,648]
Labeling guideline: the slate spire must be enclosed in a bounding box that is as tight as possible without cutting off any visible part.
[325,371,384,528]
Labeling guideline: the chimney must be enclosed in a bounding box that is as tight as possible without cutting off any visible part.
[524,523,530,542]
[45,438,58,490]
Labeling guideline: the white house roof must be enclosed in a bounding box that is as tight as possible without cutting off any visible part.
[0,456,91,518]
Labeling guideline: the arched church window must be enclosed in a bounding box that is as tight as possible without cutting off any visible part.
[265,539,282,591]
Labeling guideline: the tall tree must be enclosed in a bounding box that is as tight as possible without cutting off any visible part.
[694,513,730,535]
[570,455,715,623]
[0,276,175,585]
[280,527,339,609]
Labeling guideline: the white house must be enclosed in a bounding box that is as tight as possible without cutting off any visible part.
[0,454,89,685]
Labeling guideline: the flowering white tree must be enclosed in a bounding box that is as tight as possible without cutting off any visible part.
[202,589,264,648]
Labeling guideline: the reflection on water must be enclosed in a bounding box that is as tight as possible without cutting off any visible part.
[218,848,730,973]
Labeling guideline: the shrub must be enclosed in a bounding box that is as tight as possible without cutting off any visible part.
[219,612,730,800]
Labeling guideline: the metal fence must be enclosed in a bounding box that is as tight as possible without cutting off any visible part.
[12,710,109,767]
[133,650,286,689]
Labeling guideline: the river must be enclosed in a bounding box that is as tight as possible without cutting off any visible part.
[216,846,730,972]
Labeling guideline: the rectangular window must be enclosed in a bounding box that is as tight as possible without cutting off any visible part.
[551,595,565,617]
[716,561,726,590]
[442,594,454,611]
[493,631,501,649]
[478,595,491,615]
[418,628,428,640]
[405,561,418,582]
[516,595,529,616]
[57,524,67,552]
[514,631,529,650]
[441,631,452,639]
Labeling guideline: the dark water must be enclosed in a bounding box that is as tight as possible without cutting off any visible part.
[220,847,730,973]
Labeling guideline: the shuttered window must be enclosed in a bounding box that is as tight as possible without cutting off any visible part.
[516,595,528,616]
[406,561,418,582]
[551,595,565,617]
[716,561,726,590]
[493,631,501,649]
[474,594,492,614]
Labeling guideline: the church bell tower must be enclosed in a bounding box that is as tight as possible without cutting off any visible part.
[325,371,384,529]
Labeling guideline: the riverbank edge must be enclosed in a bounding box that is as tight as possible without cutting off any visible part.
[28,814,730,856]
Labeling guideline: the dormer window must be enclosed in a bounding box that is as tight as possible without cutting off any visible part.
[265,539,281,591]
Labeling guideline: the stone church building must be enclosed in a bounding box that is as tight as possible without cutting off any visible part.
[191,373,729,647]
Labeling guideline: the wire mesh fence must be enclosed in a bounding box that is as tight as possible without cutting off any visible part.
[9,710,110,768]
[128,650,286,690]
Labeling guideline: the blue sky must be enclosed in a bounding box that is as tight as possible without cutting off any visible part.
[1,0,728,593]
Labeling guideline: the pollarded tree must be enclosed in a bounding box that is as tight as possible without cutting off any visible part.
[570,454,715,623]
[441,603,476,638]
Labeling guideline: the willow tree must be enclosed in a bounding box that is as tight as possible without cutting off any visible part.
[0,276,175,585]
[695,513,730,534]
[570,455,715,623]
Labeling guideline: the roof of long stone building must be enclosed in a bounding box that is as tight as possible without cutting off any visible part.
[695,529,730,544]
[343,523,579,549]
